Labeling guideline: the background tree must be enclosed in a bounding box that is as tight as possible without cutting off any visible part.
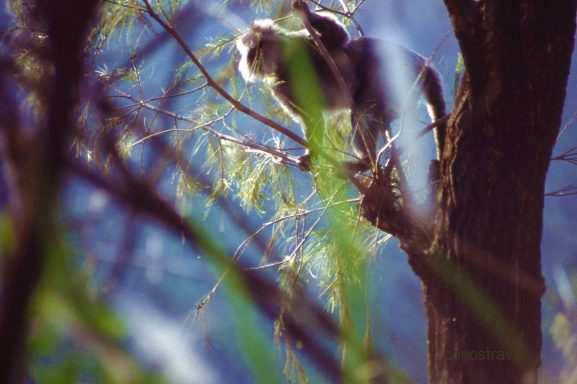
[1,1,576,383]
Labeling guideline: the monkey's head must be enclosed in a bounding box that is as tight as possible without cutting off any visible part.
[236,19,288,82]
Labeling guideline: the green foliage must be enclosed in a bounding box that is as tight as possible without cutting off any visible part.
[453,52,465,98]
[551,313,577,383]
[26,228,166,383]
[225,143,296,213]
[88,1,140,55]
[0,214,16,257]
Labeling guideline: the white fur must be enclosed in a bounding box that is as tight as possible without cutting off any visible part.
[237,19,278,82]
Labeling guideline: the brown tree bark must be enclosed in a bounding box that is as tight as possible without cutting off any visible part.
[361,1,575,383]
[426,1,576,382]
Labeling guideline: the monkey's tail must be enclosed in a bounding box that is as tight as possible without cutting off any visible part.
[422,66,446,158]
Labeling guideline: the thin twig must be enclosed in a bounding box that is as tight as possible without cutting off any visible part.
[108,88,305,167]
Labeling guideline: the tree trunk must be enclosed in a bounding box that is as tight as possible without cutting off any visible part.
[425,1,576,382]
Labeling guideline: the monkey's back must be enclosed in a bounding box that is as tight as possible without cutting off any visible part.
[270,35,437,124]
[343,37,431,121]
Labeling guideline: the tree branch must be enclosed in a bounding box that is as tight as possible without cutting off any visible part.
[142,0,309,149]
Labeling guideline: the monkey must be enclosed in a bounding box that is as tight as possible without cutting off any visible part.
[236,0,446,172]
